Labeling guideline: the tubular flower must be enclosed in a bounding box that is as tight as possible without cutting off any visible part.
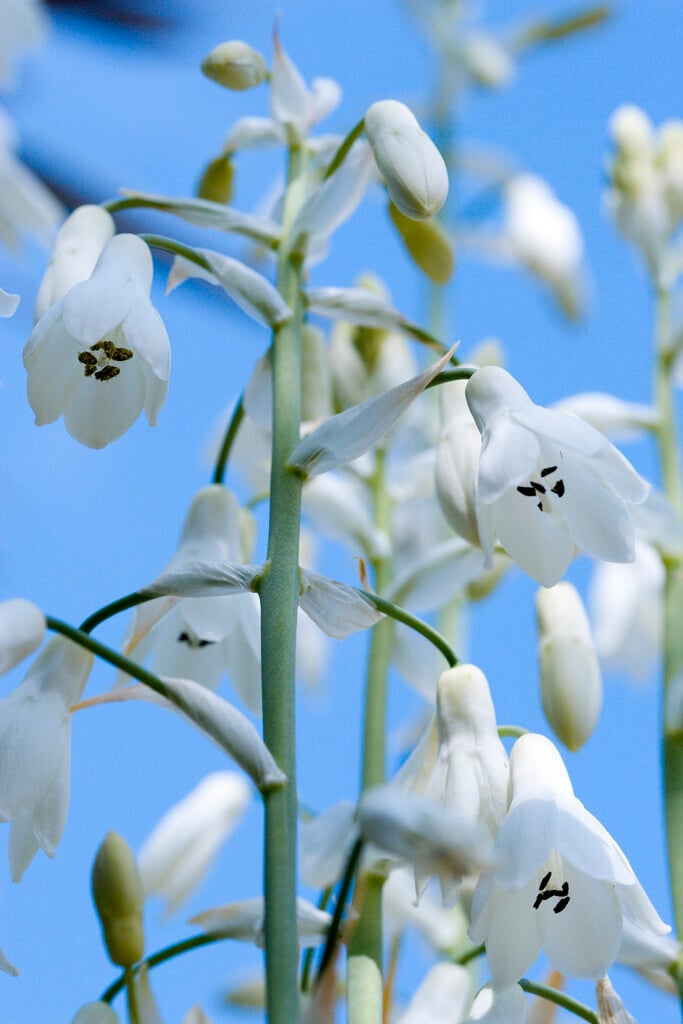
[465,366,650,587]
[24,234,171,449]
[0,636,94,881]
[469,734,669,990]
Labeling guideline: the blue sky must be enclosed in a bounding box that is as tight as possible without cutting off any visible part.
[0,1,681,1021]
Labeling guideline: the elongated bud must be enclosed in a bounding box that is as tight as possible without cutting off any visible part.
[196,154,234,205]
[596,976,638,1023]
[91,831,145,967]
[536,582,602,751]
[388,201,454,283]
[364,100,448,220]
[201,41,267,91]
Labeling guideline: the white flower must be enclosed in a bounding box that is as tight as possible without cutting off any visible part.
[24,234,171,449]
[465,366,650,587]
[383,866,468,954]
[34,204,115,321]
[364,99,448,220]
[138,771,250,915]
[469,733,669,989]
[0,598,45,674]
[503,174,584,317]
[435,379,484,547]
[536,582,602,751]
[0,636,94,881]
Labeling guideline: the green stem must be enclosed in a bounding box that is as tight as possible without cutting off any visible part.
[101,933,232,1004]
[316,838,364,983]
[79,591,153,635]
[361,591,457,668]
[257,142,306,1024]
[212,395,245,484]
[654,284,683,1006]
[323,118,365,180]
[518,978,598,1023]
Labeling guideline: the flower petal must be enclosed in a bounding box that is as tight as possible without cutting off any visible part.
[0,599,45,674]
[558,457,636,562]
[299,570,383,638]
[63,361,147,449]
[490,488,575,587]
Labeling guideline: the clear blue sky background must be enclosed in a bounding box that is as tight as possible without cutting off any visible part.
[0,1,680,1021]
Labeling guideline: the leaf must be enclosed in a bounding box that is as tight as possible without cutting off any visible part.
[289,347,455,476]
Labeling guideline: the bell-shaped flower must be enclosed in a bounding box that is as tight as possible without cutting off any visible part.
[465,366,650,587]
[364,100,448,220]
[0,597,45,674]
[34,204,115,321]
[24,234,171,449]
[138,771,250,915]
[0,636,94,881]
[469,733,669,989]
[536,582,602,751]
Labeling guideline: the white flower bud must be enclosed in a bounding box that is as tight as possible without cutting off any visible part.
[609,105,654,156]
[364,100,448,220]
[201,41,267,91]
[536,582,602,751]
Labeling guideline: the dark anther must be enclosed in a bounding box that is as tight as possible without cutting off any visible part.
[540,466,557,477]
[94,366,120,382]
[553,896,570,914]
[531,481,546,494]
[539,871,552,890]
[112,347,133,362]
[517,485,538,497]
[178,630,215,650]
[533,873,570,911]
[78,351,97,366]
[551,479,565,497]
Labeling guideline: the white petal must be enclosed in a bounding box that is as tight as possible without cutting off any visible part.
[8,812,39,883]
[25,314,82,425]
[223,115,285,153]
[553,391,658,440]
[299,570,383,638]
[305,285,412,331]
[555,800,634,885]
[309,77,342,124]
[540,862,623,978]
[222,593,263,714]
[466,366,533,427]
[302,472,390,561]
[494,800,559,889]
[476,419,539,504]
[138,676,285,792]
[299,800,358,889]
[289,348,454,476]
[559,457,636,561]
[270,38,310,135]
[0,599,45,673]
[63,363,147,449]
[72,1003,122,1024]
[192,897,332,948]
[398,962,472,1024]
[35,204,115,321]
[168,249,291,327]
[465,984,527,1024]
[388,538,487,612]
[291,142,373,246]
[490,488,575,587]
[32,733,71,858]
[472,878,542,987]
[142,561,260,598]
[0,286,19,316]
[121,292,171,379]
[119,190,281,245]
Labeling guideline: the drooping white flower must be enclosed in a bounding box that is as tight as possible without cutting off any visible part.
[0,636,94,881]
[465,366,650,587]
[536,582,602,751]
[364,100,448,220]
[138,772,250,915]
[24,234,171,449]
[0,598,45,674]
[34,205,115,321]
[469,733,669,989]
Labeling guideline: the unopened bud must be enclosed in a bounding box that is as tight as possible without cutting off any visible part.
[596,976,638,1024]
[364,100,448,220]
[201,41,267,91]
[91,831,145,967]
[536,582,602,751]
[388,202,454,284]
[72,1003,120,1024]
[196,154,234,205]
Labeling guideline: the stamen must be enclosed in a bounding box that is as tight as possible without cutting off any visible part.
[517,485,537,497]
[540,466,557,477]
[551,479,565,497]
[77,339,134,381]
[531,481,546,494]
[94,366,120,381]
[177,630,215,650]
[533,872,570,912]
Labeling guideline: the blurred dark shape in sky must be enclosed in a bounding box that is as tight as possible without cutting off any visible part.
[44,0,174,33]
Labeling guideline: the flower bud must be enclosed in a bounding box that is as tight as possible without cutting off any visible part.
[388,201,454,284]
[536,582,602,751]
[196,154,234,205]
[91,831,145,967]
[71,1003,120,1024]
[364,100,448,220]
[201,41,267,91]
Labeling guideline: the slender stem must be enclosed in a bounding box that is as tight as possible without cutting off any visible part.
[653,284,683,1008]
[79,591,153,635]
[316,838,364,983]
[212,395,245,484]
[257,142,306,1024]
[101,933,231,1004]
[456,943,485,966]
[360,590,457,668]
[518,979,598,1024]
[323,118,365,180]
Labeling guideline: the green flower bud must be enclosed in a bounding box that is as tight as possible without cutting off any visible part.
[388,202,454,284]
[196,154,234,205]
[201,41,267,91]
[91,831,145,967]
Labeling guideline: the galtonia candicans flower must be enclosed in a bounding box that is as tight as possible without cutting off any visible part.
[469,733,669,989]
[24,234,171,449]
[465,366,650,587]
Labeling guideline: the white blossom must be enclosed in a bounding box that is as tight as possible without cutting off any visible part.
[0,636,94,881]
[138,772,251,915]
[465,366,650,587]
[24,234,171,449]
[34,204,115,321]
[469,733,669,989]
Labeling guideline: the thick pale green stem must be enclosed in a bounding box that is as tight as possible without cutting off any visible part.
[258,145,305,1024]
[348,449,393,1024]
[655,286,683,1003]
